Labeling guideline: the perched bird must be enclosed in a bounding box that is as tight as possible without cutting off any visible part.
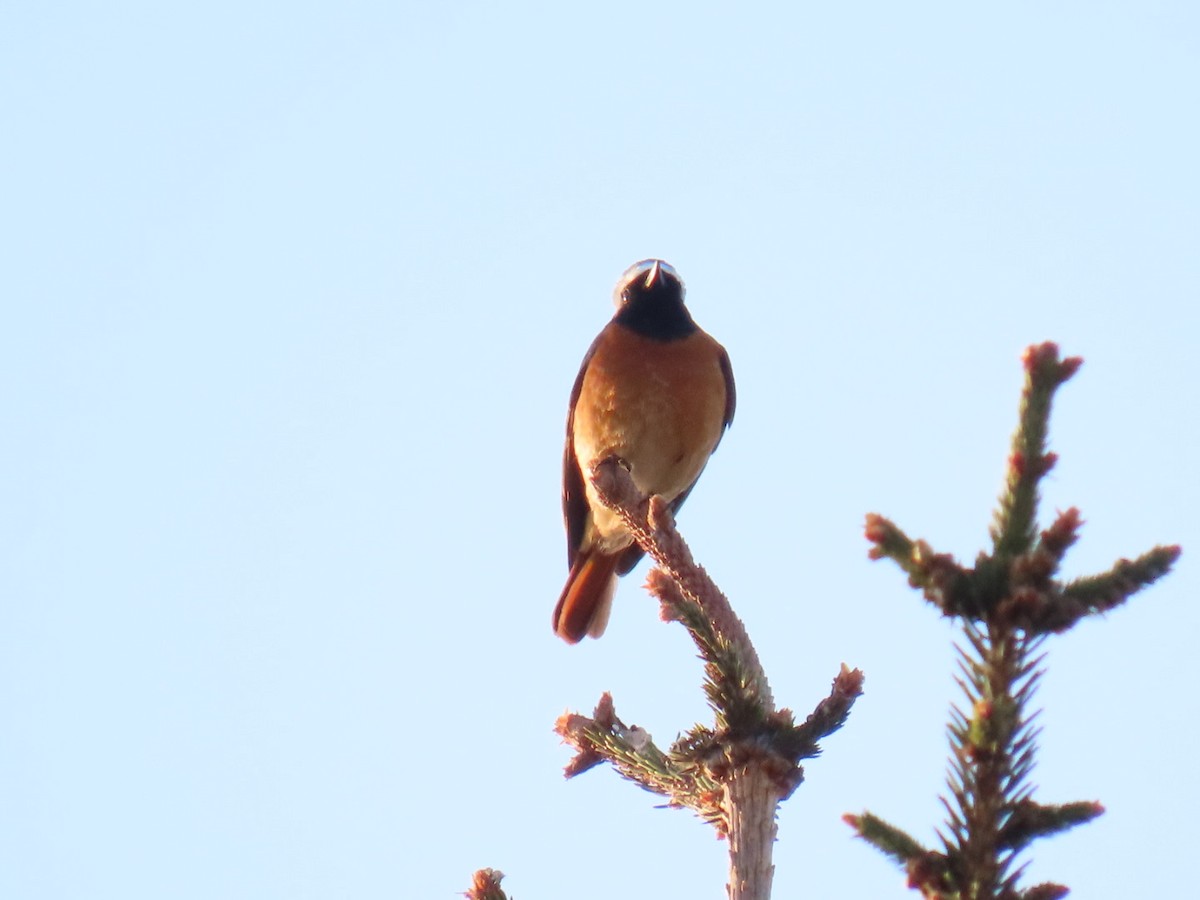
[553,259,735,643]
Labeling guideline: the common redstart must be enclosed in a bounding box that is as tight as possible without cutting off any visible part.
[553,259,735,643]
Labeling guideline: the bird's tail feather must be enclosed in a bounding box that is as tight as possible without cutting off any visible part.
[553,551,620,643]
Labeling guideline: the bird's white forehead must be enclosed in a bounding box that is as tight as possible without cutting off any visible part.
[612,259,684,305]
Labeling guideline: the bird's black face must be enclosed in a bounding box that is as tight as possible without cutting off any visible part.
[612,259,697,340]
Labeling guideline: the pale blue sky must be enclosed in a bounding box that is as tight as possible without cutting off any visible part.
[2,3,1197,898]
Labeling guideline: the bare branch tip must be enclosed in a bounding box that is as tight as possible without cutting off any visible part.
[464,868,507,900]
[836,664,866,697]
[555,693,622,778]
[1021,341,1083,386]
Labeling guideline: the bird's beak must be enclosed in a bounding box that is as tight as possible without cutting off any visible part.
[644,260,661,288]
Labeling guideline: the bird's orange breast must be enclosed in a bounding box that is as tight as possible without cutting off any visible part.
[572,324,729,544]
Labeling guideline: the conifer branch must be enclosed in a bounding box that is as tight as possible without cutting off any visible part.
[849,342,1180,898]
[997,799,1105,850]
[1058,545,1182,620]
[864,515,975,616]
[590,459,774,712]
[990,344,1081,561]
[842,812,931,865]
[556,693,720,819]
[553,460,863,900]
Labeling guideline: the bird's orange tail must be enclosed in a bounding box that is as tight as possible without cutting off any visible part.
[553,550,620,643]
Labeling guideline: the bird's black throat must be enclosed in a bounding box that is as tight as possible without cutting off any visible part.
[613,281,698,341]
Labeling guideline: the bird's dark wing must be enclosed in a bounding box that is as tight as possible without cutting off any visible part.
[719,346,736,430]
[562,334,603,569]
